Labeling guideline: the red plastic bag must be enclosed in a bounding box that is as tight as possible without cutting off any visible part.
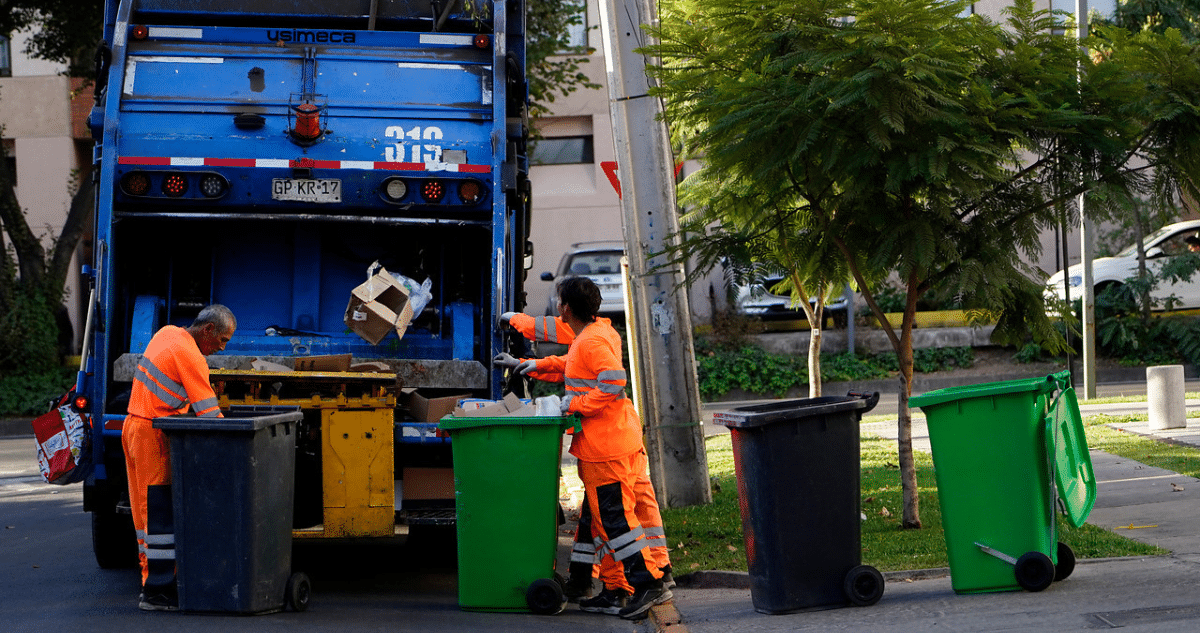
[32,391,92,485]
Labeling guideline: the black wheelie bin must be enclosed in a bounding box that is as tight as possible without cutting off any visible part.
[714,392,884,614]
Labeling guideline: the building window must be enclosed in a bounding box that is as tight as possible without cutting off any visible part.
[564,0,588,49]
[531,135,594,165]
[0,37,9,77]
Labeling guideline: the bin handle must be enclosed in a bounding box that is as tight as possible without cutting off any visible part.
[847,391,880,414]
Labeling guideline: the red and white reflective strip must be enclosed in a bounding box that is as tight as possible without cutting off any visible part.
[117,156,491,173]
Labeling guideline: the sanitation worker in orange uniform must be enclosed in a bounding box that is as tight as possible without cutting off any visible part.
[496,310,673,603]
[122,304,236,611]
[497,278,671,620]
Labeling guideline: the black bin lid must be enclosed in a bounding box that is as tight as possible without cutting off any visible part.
[713,392,879,429]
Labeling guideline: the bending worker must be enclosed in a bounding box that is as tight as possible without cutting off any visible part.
[496,278,671,620]
[122,304,236,611]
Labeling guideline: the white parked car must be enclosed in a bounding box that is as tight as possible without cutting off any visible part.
[540,241,627,318]
[1044,219,1200,309]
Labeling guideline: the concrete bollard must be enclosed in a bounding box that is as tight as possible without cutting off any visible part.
[1147,365,1186,431]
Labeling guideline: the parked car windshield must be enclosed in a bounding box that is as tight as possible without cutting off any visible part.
[564,251,623,276]
[1114,225,1183,258]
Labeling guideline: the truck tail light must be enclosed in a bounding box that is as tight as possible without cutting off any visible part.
[473,35,490,49]
[121,172,151,196]
[382,177,408,202]
[199,174,228,198]
[132,25,149,40]
[162,173,188,197]
[458,180,484,204]
[420,180,445,203]
[73,395,90,412]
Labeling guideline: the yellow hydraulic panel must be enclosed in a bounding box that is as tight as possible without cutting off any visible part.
[319,407,395,538]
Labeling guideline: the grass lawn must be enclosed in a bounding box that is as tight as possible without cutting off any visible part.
[661,415,1173,575]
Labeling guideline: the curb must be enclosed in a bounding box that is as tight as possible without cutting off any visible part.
[675,567,950,591]
[0,418,33,438]
[649,600,687,633]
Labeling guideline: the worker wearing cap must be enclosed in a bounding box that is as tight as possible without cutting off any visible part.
[122,304,236,611]
[496,278,671,620]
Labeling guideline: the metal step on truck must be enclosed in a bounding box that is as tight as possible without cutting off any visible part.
[82,0,531,568]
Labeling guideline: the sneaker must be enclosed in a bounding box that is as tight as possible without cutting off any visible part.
[579,587,629,615]
[138,591,178,612]
[618,582,672,620]
[563,577,594,603]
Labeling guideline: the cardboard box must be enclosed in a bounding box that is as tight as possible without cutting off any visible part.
[295,353,352,372]
[452,392,535,418]
[401,467,456,501]
[344,266,414,345]
[404,388,472,423]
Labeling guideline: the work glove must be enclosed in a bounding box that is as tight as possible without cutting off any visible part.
[559,394,574,413]
[499,311,517,326]
[516,359,539,375]
[493,352,520,369]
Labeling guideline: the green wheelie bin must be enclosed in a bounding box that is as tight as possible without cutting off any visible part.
[437,413,580,614]
[909,371,1096,594]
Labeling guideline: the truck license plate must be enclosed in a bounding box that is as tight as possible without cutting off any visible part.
[272,178,341,203]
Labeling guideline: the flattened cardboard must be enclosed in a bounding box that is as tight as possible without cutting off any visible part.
[404,388,472,423]
[295,353,352,372]
[452,392,535,417]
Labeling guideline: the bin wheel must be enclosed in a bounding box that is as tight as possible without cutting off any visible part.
[843,565,885,606]
[1054,542,1076,582]
[287,572,312,612]
[1014,552,1054,592]
[526,577,565,615]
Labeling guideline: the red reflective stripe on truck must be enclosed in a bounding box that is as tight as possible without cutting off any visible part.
[119,156,171,165]
[115,157,490,171]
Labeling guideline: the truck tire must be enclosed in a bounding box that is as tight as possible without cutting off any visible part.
[92,511,139,569]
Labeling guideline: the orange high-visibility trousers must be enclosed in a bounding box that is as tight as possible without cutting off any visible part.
[122,414,171,586]
[579,449,666,594]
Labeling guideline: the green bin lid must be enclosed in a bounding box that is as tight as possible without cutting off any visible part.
[438,414,580,433]
[1047,387,1097,527]
[909,370,1069,410]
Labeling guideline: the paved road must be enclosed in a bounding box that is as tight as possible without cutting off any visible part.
[0,436,647,633]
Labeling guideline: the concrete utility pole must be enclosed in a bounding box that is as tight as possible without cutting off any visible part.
[1078,0,1098,399]
[597,0,711,508]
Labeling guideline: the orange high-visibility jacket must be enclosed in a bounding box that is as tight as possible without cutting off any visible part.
[509,313,575,344]
[534,317,641,462]
[127,325,222,419]
[509,313,573,383]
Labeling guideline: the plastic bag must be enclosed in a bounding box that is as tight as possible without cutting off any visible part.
[32,390,92,485]
[390,273,434,316]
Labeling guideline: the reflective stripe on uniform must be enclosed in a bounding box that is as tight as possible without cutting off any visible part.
[611,537,650,562]
[644,526,666,543]
[133,369,187,410]
[144,548,176,560]
[143,533,174,546]
[193,396,221,416]
[606,526,645,551]
[137,358,188,404]
[571,542,598,564]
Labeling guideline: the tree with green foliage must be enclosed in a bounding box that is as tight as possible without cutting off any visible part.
[646,0,1200,528]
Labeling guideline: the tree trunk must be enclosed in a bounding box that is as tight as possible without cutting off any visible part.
[808,317,822,398]
[897,276,921,529]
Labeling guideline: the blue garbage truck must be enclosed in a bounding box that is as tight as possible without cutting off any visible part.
[82,0,530,567]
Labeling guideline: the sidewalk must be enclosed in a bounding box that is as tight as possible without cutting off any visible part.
[652,392,1200,633]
